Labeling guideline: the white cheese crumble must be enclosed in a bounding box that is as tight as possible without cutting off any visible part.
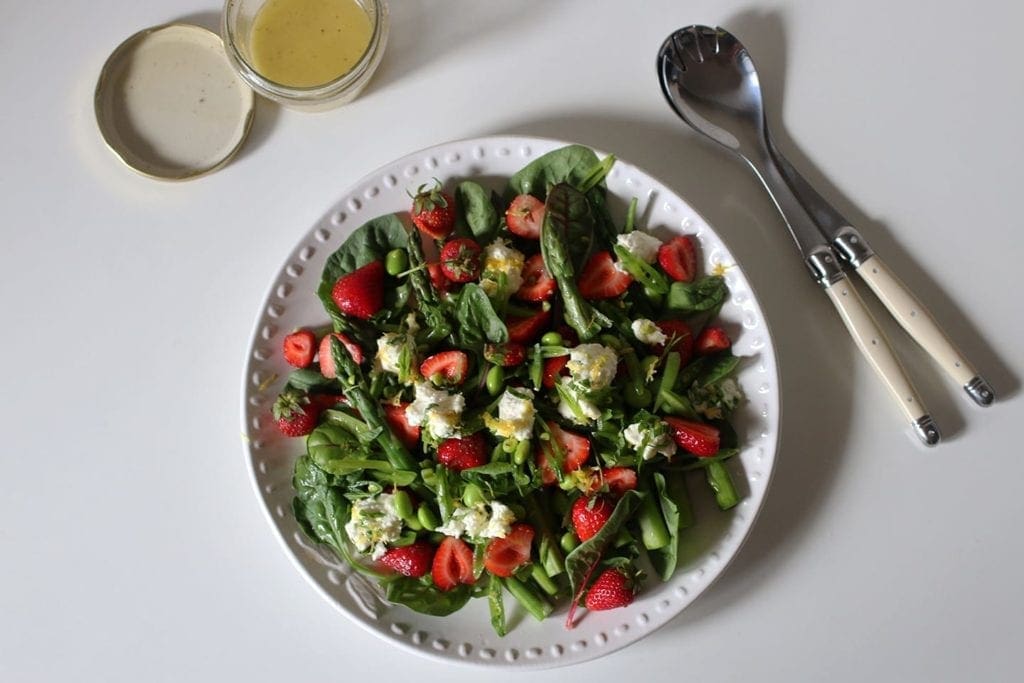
[436,501,516,540]
[616,231,663,264]
[632,318,668,346]
[344,493,403,560]
[567,343,619,390]
[480,238,525,296]
[556,381,603,424]
[375,332,404,374]
[484,388,536,441]
[405,382,465,440]
[624,420,677,461]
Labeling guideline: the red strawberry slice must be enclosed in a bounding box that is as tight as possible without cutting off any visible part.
[542,355,570,389]
[436,432,488,471]
[483,523,535,577]
[318,333,364,378]
[331,260,384,320]
[383,402,420,450]
[419,350,470,386]
[571,495,615,541]
[658,236,698,282]
[652,319,694,365]
[379,540,435,578]
[440,237,482,283]
[272,389,319,437]
[584,568,635,611]
[536,421,591,485]
[695,325,731,355]
[411,181,456,240]
[505,194,546,239]
[427,262,450,293]
[663,416,721,457]
[483,342,527,367]
[432,536,475,591]
[507,308,551,344]
[579,250,633,299]
[282,329,316,368]
[515,253,557,302]
[600,467,638,496]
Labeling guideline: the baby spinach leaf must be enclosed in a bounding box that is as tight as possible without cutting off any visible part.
[696,353,741,388]
[285,368,343,393]
[456,180,499,244]
[666,275,728,313]
[384,578,473,616]
[452,283,509,347]
[507,145,602,200]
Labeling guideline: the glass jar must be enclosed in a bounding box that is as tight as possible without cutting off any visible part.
[222,0,389,112]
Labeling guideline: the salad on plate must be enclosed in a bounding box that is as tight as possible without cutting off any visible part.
[270,145,746,634]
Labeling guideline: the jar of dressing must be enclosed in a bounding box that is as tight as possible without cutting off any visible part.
[222,0,389,111]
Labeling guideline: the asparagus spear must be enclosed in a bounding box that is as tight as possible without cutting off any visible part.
[405,228,451,342]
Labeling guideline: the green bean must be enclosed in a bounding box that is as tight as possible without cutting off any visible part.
[530,564,559,596]
[513,439,531,465]
[485,365,505,396]
[706,461,740,510]
[463,483,486,507]
[637,477,670,550]
[385,248,409,276]
[417,503,439,531]
[504,576,554,622]
[560,531,579,553]
[540,331,563,347]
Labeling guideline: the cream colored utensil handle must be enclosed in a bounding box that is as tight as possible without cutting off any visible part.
[823,276,940,445]
[854,254,994,406]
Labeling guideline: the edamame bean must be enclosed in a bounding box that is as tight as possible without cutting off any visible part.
[385,248,409,275]
[392,490,415,520]
[417,504,439,531]
[540,331,563,347]
[560,531,579,552]
[462,483,486,507]
[486,365,505,396]
[513,439,531,465]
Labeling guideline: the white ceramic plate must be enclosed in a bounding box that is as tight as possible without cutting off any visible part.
[241,135,780,669]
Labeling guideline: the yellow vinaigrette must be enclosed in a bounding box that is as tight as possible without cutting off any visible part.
[251,0,372,88]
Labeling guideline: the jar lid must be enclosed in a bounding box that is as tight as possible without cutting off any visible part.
[94,24,255,181]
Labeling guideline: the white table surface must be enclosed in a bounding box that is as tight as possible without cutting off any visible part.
[2,1,1022,680]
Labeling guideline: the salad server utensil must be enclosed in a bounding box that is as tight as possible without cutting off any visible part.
[657,24,946,445]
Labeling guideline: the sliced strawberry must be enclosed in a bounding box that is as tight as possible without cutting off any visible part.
[507,308,551,344]
[379,540,435,578]
[436,432,488,471]
[419,350,470,386]
[331,260,384,320]
[652,319,694,365]
[542,355,570,389]
[318,333,364,378]
[515,253,556,302]
[272,389,319,437]
[432,536,475,591]
[536,421,591,485]
[383,402,420,450]
[505,194,545,239]
[483,342,527,367]
[484,523,535,578]
[410,181,456,240]
[663,416,721,457]
[601,467,638,496]
[282,329,316,368]
[440,237,482,283]
[658,235,698,282]
[579,250,633,299]
[571,495,615,541]
[427,262,450,294]
[584,568,635,611]
[695,325,731,355]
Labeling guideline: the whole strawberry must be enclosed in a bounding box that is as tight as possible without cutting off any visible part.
[410,180,456,240]
[571,495,615,541]
[331,260,384,320]
[272,388,319,437]
[584,568,636,611]
[439,237,482,283]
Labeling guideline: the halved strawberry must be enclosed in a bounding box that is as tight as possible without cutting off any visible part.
[383,402,420,450]
[507,308,551,344]
[601,467,638,496]
[283,329,316,368]
[436,432,487,471]
[419,350,470,386]
[318,333,364,379]
[379,540,435,578]
[410,180,456,240]
[663,416,721,457]
[331,260,385,320]
[536,421,591,485]
[427,262,450,294]
[695,325,731,355]
[579,250,633,299]
[505,194,545,239]
[571,495,615,541]
[584,568,636,611]
[440,237,482,283]
[658,236,698,282]
[272,389,319,437]
[652,319,694,365]
[483,342,527,367]
[432,536,475,591]
[484,523,535,577]
[515,253,556,302]
[542,355,570,389]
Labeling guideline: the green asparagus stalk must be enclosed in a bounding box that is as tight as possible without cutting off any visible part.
[504,575,554,622]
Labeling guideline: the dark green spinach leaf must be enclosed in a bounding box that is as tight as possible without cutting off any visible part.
[384,579,473,616]
[452,283,509,347]
[456,180,499,244]
[666,275,728,313]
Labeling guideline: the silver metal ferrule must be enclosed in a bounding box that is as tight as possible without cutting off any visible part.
[913,415,941,446]
[805,245,845,286]
[832,226,875,268]
[964,376,995,406]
